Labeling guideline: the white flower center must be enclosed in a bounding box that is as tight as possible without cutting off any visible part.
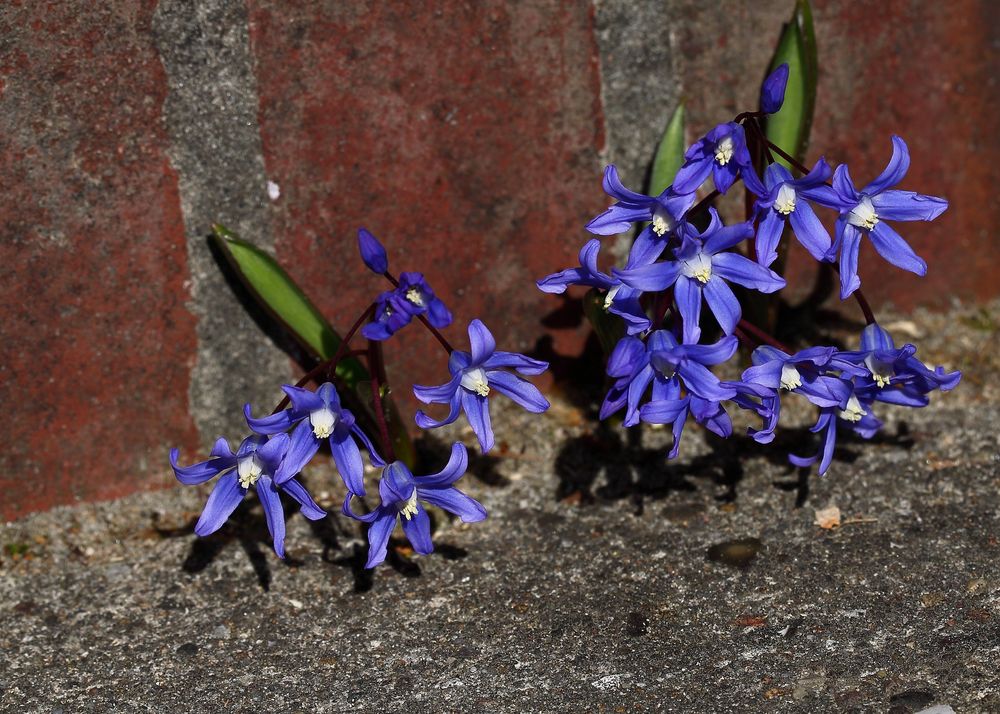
[405,287,425,307]
[714,136,734,166]
[681,252,713,284]
[399,490,419,521]
[310,407,337,438]
[864,355,893,388]
[847,197,879,230]
[237,454,264,489]
[779,364,802,390]
[603,284,622,310]
[460,367,490,396]
[774,184,797,215]
[837,394,867,423]
[651,207,674,237]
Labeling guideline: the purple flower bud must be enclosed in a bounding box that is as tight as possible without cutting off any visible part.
[760,63,789,114]
[357,227,388,274]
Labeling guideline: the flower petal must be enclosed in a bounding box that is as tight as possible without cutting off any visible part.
[461,391,495,452]
[869,222,927,276]
[364,511,397,568]
[483,351,549,376]
[703,221,754,254]
[871,190,948,222]
[169,449,235,486]
[712,252,786,293]
[274,421,319,484]
[400,504,434,555]
[674,276,703,344]
[837,223,863,299]
[486,370,549,413]
[256,475,286,559]
[194,472,245,537]
[788,201,832,262]
[420,486,487,522]
[330,431,366,496]
[280,478,327,520]
[613,260,681,292]
[863,135,909,195]
[702,277,741,335]
[415,442,469,488]
[415,390,463,429]
[754,210,784,267]
[413,373,462,405]
[467,319,496,365]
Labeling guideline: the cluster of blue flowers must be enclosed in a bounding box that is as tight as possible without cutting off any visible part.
[171,231,549,567]
[538,65,959,473]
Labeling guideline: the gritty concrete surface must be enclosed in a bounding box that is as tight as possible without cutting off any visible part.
[1,302,997,712]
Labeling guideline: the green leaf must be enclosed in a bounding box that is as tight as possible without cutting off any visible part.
[211,225,367,388]
[648,103,686,196]
[764,0,817,171]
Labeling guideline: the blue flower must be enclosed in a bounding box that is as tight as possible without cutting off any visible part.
[601,330,738,451]
[738,345,867,443]
[743,159,839,267]
[614,209,785,342]
[362,272,453,341]
[536,238,651,335]
[842,323,961,406]
[760,63,789,114]
[169,434,326,558]
[357,227,388,274]
[413,319,549,452]
[586,165,696,262]
[825,136,948,298]
[244,382,379,496]
[342,443,486,569]
[672,122,754,195]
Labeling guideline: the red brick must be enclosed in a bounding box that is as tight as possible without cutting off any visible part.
[0,1,199,519]
[247,2,606,406]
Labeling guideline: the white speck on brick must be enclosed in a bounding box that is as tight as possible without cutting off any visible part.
[266,180,280,200]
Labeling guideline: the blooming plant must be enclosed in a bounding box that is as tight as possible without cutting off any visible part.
[538,52,960,476]
[171,231,549,566]
[170,3,960,578]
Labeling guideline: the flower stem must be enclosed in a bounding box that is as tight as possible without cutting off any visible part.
[270,302,376,414]
[737,318,790,352]
[367,340,397,462]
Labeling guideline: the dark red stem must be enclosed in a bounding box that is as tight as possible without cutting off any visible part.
[270,302,376,414]
[367,340,396,462]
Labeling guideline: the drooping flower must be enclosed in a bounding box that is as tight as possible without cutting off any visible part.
[342,443,486,568]
[737,345,867,443]
[413,319,549,452]
[169,434,326,558]
[672,122,754,195]
[601,330,738,443]
[614,209,785,342]
[760,63,789,114]
[536,238,651,335]
[244,382,379,496]
[357,227,388,274]
[742,159,839,267]
[825,136,948,298]
[840,323,961,406]
[362,272,453,341]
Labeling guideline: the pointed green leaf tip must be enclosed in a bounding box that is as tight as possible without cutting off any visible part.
[210,224,366,387]
[649,103,686,196]
[764,0,817,172]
